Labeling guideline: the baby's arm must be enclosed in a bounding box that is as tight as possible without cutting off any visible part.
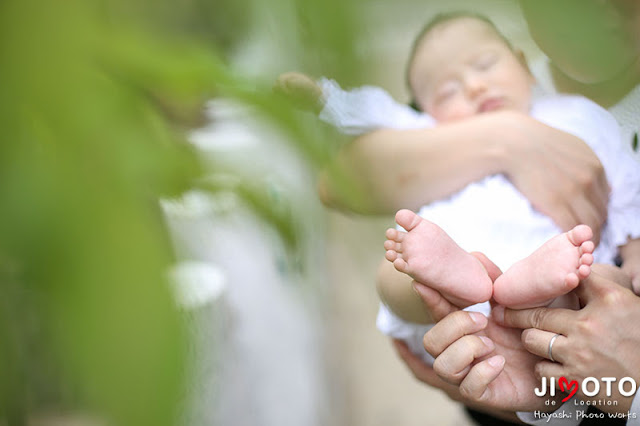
[620,238,640,295]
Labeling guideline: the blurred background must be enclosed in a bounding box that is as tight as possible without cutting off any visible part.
[0,0,546,425]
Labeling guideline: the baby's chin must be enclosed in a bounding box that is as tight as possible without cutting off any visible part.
[438,108,526,123]
[430,110,476,123]
[433,110,498,123]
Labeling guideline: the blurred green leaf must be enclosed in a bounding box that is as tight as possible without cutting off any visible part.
[0,0,367,424]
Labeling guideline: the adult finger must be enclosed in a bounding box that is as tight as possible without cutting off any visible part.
[458,355,505,403]
[433,335,496,385]
[553,131,608,209]
[573,272,624,305]
[498,306,573,335]
[567,196,602,246]
[413,282,458,322]
[534,360,566,383]
[521,329,569,363]
[547,203,579,237]
[589,178,610,229]
[470,252,503,282]
[392,339,445,387]
[423,311,487,356]
[581,155,610,224]
[393,339,469,404]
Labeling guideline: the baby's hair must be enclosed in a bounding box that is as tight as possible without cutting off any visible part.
[406,11,513,111]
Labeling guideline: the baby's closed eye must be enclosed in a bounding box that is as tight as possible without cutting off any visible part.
[473,52,498,71]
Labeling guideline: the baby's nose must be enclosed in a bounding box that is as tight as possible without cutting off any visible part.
[464,76,488,97]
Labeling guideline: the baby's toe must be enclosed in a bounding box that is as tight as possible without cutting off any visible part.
[393,258,408,273]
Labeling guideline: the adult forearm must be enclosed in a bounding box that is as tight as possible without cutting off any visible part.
[320,110,609,240]
[322,113,506,214]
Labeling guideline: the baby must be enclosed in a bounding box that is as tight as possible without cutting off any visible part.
[278,12,640,360]
[381,13,599,310]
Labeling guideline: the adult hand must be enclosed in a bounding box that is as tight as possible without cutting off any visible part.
[394,253,559,413]
[422,306,553,412]
[392,338,526,424]
[392,338,465,403]
[497,272,640,413]
[500,112,609,243]
[390,279,486,404]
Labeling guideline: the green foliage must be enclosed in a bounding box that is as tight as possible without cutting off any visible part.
[0,0,365,424]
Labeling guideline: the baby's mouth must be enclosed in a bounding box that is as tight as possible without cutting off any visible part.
[478,97,505,113]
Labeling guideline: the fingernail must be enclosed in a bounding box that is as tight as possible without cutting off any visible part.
[479,336,494,350]
[492,306,505,324]
[488,355,505,368]
[469,312,486,325]
[412,282,432,299]
[413,282,426,294]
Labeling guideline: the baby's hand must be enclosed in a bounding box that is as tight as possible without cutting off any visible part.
[274,72,325,112]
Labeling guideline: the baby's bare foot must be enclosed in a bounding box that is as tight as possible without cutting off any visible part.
[493,225,594,308]
[384,209,493,307]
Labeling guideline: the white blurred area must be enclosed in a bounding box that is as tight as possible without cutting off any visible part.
[163,97,330,426]
[164,1,544,425]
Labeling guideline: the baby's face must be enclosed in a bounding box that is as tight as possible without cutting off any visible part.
[409,18,534,123]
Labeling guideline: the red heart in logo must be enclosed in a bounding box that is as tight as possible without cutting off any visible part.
[559,377,578,402]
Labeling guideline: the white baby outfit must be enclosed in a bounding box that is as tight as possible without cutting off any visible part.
[533,60,640,163]
[319,78,640,364]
